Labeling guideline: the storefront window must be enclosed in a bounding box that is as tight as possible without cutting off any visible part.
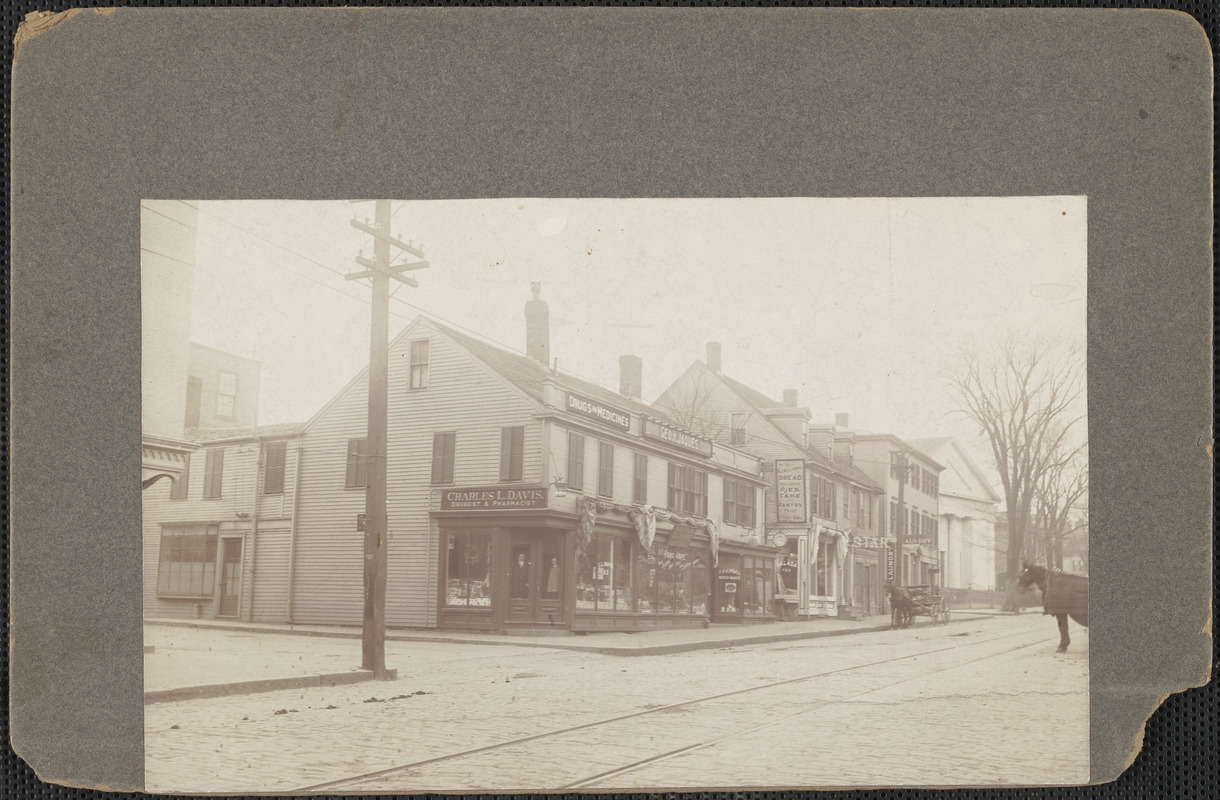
[445,530,492,607]
[576,536,708,616]
[157,524,219,597]
[738,556,775,617]
[577,535,637,611]
[613,536,633,610]
[635,548,657,613]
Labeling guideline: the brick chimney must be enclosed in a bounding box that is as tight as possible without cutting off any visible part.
[619,355,643,399]
[783,389,798,408]
[524,282,550,364]
[706,342,722,373]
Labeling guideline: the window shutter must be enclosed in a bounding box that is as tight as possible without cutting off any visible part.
[432,433,445,484]
[203,448,224,498]
[500,428,512,481]
[568,432,584,491]
[263,441,286,495]
[512,427,524,480]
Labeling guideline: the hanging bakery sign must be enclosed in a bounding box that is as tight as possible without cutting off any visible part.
[641,416,714,457]
[775,459,806,523]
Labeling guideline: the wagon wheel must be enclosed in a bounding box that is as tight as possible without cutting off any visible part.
[940,603,951,624]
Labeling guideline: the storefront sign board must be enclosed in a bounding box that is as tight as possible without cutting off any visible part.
[566,392,631,431]
[440,486,549,510]
[641,416,713,457]
[775,459,806,523]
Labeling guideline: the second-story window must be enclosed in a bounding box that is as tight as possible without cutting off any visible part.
[598,441,614,498]
[263,441,287,495]
[203,448,224,499]
[633,452,648,504]
[811,475,836,520]
[667,463,707,516]
[723,479,756,527]
[216,371,237,418]
[409,339,430,390]
[345,438,368,488]
[567,431,585,492]
[500,426,525,482]
[431,432,456,484]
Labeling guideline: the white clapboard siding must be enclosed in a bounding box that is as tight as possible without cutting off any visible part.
[142,437,299,620]
[290,322,543,628]
[250,527,291,623]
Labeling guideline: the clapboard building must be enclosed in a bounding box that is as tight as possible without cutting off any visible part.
[287,287,771,632]
[144,287,775,633]
[654,346,886,618]
[142,422,304,622]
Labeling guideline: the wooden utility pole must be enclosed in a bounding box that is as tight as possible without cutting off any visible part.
[346,199,429,678]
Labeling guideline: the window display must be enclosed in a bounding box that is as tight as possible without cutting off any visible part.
[446,530,492,606]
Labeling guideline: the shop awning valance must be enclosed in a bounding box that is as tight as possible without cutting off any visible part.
[577,496,722,565]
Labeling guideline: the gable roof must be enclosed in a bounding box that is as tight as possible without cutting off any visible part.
[681,363,881,492]
[425,318,687,428]
[717,372,783,411]
[908,437,1000,503]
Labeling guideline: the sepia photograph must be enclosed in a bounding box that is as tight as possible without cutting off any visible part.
[141,196,1089,792]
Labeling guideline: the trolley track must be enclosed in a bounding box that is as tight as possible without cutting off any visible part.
[297,626,1058,793]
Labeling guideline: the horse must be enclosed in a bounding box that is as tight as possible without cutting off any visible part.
[1016,561,1089,653]
[885,582,914,630]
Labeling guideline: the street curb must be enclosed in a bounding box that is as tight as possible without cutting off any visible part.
[144,668,398,705]
[146,615,988,659]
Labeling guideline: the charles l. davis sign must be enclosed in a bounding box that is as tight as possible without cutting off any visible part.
[775,459,806,523]
[441,486,548,510]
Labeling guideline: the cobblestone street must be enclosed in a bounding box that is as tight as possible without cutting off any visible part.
[145,612,1088,792]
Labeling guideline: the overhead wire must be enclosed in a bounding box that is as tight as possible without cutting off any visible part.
[192,201,632,392]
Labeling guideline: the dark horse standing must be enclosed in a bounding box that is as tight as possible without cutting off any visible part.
[885,581,914,629]
[1016,562,1089,652]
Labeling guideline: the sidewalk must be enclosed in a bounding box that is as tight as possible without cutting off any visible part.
[145,611,1004,702]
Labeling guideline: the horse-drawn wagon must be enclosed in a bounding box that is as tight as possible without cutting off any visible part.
[885,582,950,629]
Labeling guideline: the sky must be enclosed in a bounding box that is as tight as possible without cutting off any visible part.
[187,197,1087,488]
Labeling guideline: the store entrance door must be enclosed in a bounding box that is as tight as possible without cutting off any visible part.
[217,537,243,618]
[507,532,564,625]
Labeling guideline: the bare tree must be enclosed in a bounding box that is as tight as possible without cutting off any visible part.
[944,335,1085,610]
[654,369,731,441]
[1034,442,1088,570]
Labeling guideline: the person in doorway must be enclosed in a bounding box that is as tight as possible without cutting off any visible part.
[543,556,560,598]
[511,552,530,598]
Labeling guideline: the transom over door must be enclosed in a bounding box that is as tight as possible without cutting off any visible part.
[507,532,564,624]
